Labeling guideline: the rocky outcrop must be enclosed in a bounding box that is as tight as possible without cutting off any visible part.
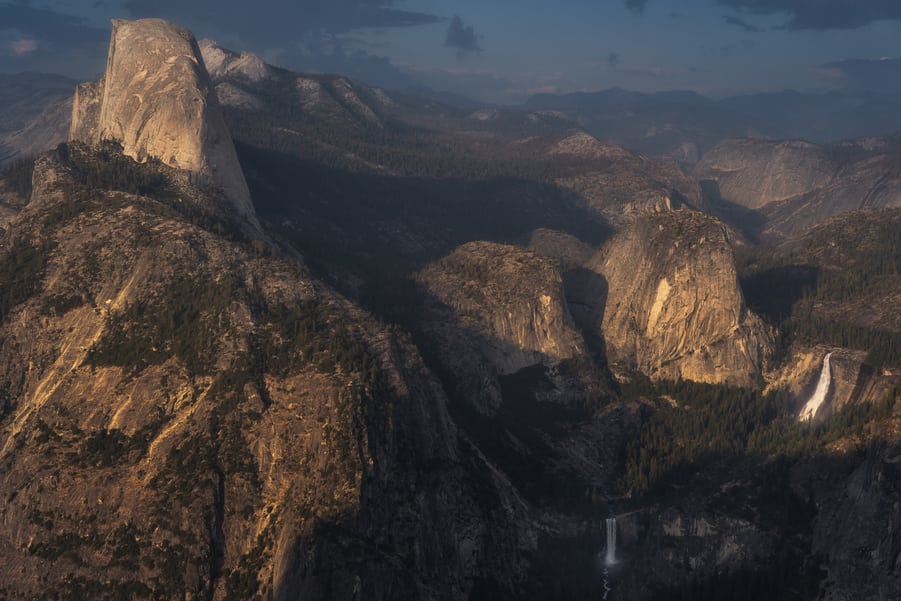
[542,132,704,227]
[419,241,586,374]
[198,39,270,82]
[583,211,773,385]
[766,347,901,419]
[417,241,589,414]
[796,438,901,601]
[69,19,258,229]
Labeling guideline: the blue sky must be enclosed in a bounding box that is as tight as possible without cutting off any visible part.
[2,0,901,103]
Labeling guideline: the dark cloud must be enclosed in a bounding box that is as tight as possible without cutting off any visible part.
[820,58,901,94]
[125,0,441,45]
[717,0,901,30]
[276,41,418,91]
[444,16,481,59]
[624,0,648,15]
[0,2,107,76]
[722,15,762,32]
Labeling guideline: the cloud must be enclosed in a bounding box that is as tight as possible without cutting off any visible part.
[444,15,481,59]
[819,58,901,94]
[624,0,648,15]
[9,38,38,56]
[0,3,107,75]
[717,0,901,30]
[722,15,762,32]
[125,0,441,45]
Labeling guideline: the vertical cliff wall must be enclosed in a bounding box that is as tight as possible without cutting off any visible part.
[587,211,773,385]
[69,18,257,227]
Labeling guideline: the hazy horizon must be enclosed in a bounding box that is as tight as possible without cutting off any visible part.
[2,0,901,104]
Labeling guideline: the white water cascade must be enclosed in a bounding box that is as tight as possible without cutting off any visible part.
[605,517,617,566]
[800,352,833,421]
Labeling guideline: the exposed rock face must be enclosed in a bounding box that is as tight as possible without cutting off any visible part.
[69,19,258,229]
[541,132,704,227]
[417,241,589,413]
[697,137,901,237]
[797,439,901,601]
[198,39,270,82]
[767,347,901,419]
[419,241,586,375]
[584,211,773,385]
[695,138,835,210]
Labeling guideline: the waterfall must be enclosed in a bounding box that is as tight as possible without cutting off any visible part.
[605,517,617,566]
[800,352,833,421]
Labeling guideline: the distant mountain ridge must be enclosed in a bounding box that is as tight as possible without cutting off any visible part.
[0,73,76,164]
[525,87,901,159]
[696,136,901,238]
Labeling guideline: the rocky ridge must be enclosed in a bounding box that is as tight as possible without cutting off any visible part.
[0,125,530,601]
[697,137,901,237]
[0,73,75,165]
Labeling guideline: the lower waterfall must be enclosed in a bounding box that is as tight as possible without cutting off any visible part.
[800,352,833,421]
[605,517,617,566]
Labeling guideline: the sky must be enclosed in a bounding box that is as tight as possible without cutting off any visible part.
[2,0,901,103]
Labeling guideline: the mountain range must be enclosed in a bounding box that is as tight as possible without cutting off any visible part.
[0,18,899,601]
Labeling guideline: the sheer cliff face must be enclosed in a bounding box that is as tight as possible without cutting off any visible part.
[419,242,586,375]
[589,211,773,385]
[417,242,589,414]
[70,19,257,228]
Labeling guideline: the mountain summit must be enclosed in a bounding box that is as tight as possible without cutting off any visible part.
[69,18,259,229]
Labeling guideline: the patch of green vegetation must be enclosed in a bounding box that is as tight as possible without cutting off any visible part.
[62,142,249,242]
[0,236,52,323]
[33,419,62,445]
[54,574,152,601]
[741,215,901,369]
[39,292,86,316]
[0,157,35,199]
[257,300,382,381]
[68,141,174,200]
[622,379,900,495]
[224,532,268,601]
[88,276,237,377]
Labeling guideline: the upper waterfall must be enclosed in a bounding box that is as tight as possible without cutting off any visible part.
[800,352,833,421]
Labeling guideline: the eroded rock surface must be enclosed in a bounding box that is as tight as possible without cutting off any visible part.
[70,18,258,229]
[417,241,590,413]
[584,211,773,385]
[695,138,836,210]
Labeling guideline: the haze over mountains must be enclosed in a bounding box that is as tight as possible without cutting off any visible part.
[525,87,901,159]
[0,16,900,601]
